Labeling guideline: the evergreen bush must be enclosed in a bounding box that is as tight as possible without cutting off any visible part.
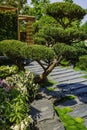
[76,55,87,70]
[0,11,18,41]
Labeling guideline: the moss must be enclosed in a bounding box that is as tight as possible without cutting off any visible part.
[47,87,55,91]
[75,117,84,123]
[54,106,87,130]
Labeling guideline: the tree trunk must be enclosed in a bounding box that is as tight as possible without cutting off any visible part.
[35,59,58,83]
[15,60,25,71]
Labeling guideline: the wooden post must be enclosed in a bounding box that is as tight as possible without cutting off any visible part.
[18,19,20,40]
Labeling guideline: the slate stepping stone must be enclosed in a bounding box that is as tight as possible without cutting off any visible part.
[58,78,87,87]
[50,69,74,76]
[69,104,87,118]
[73,87,87,95]
[53,73,85,82]
[37,114,65,130]
[78,95,87,103]
[30,99,54,122]
[51,71,82,79]
[58,81,87,92]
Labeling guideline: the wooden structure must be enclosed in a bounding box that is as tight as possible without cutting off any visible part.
[18,15,35,44]
[0,6,18,11]
[0,6,35,44]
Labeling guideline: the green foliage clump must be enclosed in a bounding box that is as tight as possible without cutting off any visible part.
[6,70,39,102]
[33,15,58,46]
[23,44,55,63]
[0,40,26,70]
[60,59,70,66]
[0,70,39,129]
[0,11,18,41]
[34,2,86,46]
[64,41,87,66]
[0,40,55,70]
[53,43,76,60]
[0,65,19,78]
[72,41,87,58]
[46,2,86,21]
[0,40,25,59]
[54,106,87,130]
[76,55,87,70]
[47,87,55,91]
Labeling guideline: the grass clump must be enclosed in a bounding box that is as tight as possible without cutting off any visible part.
[58,95,76,104]
[47,87,55,91]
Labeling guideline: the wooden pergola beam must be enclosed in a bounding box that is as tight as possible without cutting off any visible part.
[0,6,18,11]
[18,15,35,21]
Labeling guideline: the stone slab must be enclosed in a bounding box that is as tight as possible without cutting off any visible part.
[69,104,87,118]
[58,78,87,86]
[65,81,87,90]
[58,81,87,93]
[78,95,87,103]
[50,71,81,79]
[73,86,87,95]
[51,67,70,73]
[57,96,82,108]
[53,73,85,82]
[30,99,54,122]
[50,69,74,76]
[84,118,87,128]
[37,114,65,130]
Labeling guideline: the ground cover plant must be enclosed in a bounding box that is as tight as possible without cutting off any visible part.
[0,65,19,78]
[54,106,87,130]
[0,66,39,130]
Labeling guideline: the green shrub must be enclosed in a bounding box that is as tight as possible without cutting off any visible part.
[0,65,19,78]
[0,10,18,41]
[0,40,26,70]
[0,40,25,59]
[76,55,87,70]
[0,70,39,129]
[6,70,39,102]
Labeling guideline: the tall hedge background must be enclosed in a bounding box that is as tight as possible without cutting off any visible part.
[0,10,18,40]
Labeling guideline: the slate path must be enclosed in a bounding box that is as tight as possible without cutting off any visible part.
[25,61,87,129]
